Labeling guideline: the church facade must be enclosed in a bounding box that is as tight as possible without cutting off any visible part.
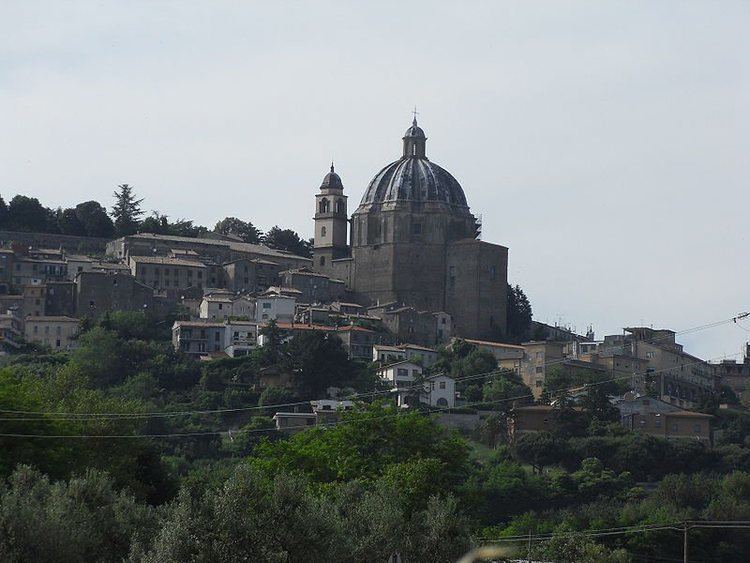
[312,118,508,340]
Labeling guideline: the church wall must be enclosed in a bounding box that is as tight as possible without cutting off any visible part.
[351,244,397,306]
[445,239,508,339]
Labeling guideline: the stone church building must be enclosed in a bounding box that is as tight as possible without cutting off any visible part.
[312,118,508,340]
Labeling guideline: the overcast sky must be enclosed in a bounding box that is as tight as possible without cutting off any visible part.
[1,1,748,359]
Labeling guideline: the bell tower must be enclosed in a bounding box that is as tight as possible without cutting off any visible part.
[313,163,349,277]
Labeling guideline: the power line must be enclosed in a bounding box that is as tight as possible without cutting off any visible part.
[0,349,738,438]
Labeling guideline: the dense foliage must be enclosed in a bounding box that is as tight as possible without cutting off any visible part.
[1,313,750,561]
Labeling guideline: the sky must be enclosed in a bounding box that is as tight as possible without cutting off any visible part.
[1,1,748,359]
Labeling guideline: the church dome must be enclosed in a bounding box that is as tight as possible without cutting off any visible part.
[403,120,426,139]
[359,119,467,207]
[320,163,343,190]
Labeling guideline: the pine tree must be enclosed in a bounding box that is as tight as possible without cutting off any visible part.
[111,184,144,236]
[506,284,532,343]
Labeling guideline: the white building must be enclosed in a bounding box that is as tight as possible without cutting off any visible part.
[378,360,455,408]
[223,320,259,357]
[255,294,295,323]
[373,344,408,364]
[200,293,233,320]
[378,360,423,388]
[200,292,256,321]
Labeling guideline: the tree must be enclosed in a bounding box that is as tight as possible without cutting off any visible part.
[0,465,158,563]
[262,226,312,257]
[111,184,144,236]
[74,200,115,237]
[514,431,567,474]
[6,195,49,232]
[57,207,87,235]
[282,331,353,398]
[214,217,261,243]
[506,284,532,343]
[0,195,7,226]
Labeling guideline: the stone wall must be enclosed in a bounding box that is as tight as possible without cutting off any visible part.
[0,231,109,254]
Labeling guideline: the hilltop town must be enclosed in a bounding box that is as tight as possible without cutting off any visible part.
[1,121,749,562]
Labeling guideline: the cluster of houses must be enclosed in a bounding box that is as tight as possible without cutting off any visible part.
[0,231,746,448]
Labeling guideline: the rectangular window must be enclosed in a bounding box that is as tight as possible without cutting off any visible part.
[56,339,61,347]
[535,366,543,374]
[439,381,446,390]
[397,368,408,378]
[263,302,271,309]
[411,223,422,235]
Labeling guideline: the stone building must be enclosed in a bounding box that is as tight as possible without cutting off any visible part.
[128,256,209,291]
[108,232,310,271]
[311,118,508,340]
[24,316,80,350]
[600,327,717,408]
[75,271,154,318]
[279,268,346,304]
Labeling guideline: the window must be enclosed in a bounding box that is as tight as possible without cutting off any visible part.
[215,332,220,341]
[55,339,61,347]
[535,380,543,388]
[439,381,446,390]
[671,423,679,432]
[336,199,345,214]
[319,198,330,213]
[263,302,271,309]
[693,424,701,433]
[320,256,326,266]
[197,271,202,279]
[218,303,223,310]
[535,366,543,374]
[321,226,327,238]
[397,368,408,378]
[411,222,422,235]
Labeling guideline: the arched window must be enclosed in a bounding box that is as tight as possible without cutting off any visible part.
[319,198,330,213]
[321,226,327,238]
[436,397,449,407]
[319,256,325,266]
[336,199,345,214]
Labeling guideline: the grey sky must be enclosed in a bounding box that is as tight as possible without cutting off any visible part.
[1,1,748,359]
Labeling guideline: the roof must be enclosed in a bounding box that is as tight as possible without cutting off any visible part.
[336,325,375,333]
[358,121,468,208]
[172,320,225,329]
[202,296,233,303]
[401,343,437,352]
[129,255,207,268]
[379,359,422,370]
[513,405,584,413]
[462,338,525,350]
[374,344,406,352]
[123,233,310,262]
[273,412,317,419]
[319,163,344,190]
[667,410,713,418]
[24,315,79,323]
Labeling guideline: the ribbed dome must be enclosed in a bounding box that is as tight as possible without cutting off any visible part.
[360,157,467,206]
[320,164,343,190]
[359,120,467,207]
[403,119,426,139]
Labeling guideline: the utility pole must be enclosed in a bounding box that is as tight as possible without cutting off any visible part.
[683,521,688,563]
